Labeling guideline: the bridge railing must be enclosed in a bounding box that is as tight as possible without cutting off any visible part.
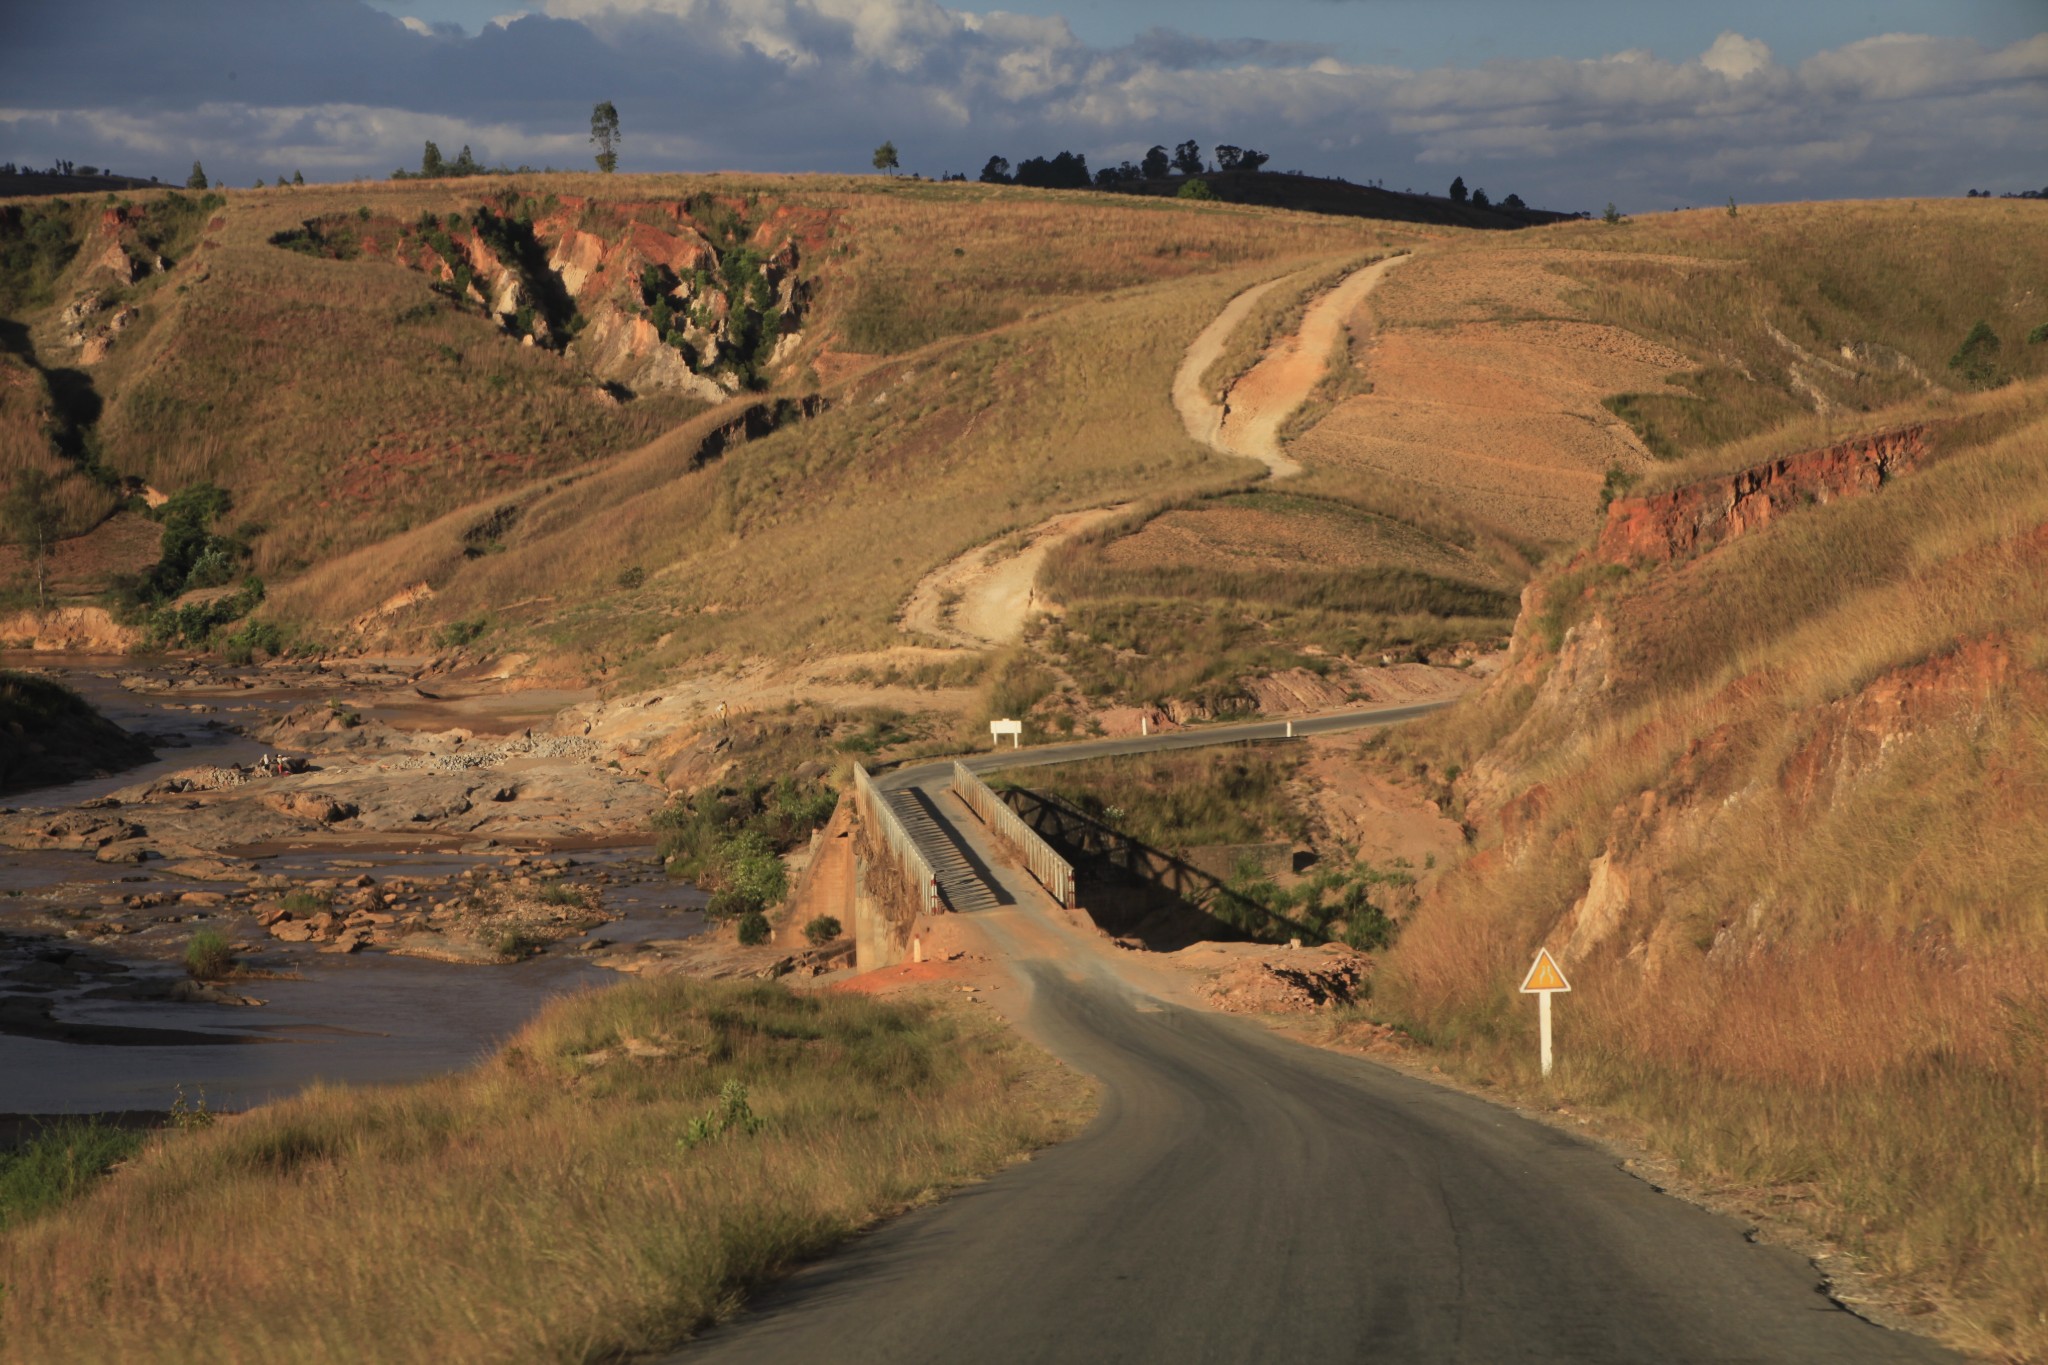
[952,761,1076,908]
[852,763,940,915]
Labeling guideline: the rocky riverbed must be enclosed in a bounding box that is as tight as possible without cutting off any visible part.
[0,651,805,1116]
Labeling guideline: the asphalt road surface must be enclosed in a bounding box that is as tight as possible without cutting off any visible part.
[879,700,1458,793]
[675,944,1954,1364]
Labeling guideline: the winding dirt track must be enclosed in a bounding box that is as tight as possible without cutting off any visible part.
[898,504,1131,649]
[901,255,1412,648]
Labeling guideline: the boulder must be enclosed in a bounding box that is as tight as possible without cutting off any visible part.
[263,790,360,824]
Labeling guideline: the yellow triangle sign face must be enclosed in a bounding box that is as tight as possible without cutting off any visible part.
[1520,948,1571,994]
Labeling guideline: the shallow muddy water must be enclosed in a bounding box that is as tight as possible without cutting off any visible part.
[2,654,710,1116]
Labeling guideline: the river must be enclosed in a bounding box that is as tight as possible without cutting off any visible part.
[1,652,709,1118]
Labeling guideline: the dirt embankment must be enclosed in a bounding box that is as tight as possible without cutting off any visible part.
[1595,424,1935,566]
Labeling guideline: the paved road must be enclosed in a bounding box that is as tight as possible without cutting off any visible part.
[672,703,1954,1362]
[676,941,1952,1364]
[876,701,1456,794]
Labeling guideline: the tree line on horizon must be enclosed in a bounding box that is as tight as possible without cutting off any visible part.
[972,139,1269,191]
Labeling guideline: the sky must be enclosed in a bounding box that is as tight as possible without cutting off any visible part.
[3,0,2043,210]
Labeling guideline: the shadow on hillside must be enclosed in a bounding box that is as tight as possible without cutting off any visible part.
[997,787,1316,951]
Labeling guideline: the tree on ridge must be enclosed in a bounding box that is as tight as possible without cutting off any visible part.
[591,101,621,174]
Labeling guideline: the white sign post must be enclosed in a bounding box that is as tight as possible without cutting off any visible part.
[1519,948,1571,1077]
[990,718,1023,750]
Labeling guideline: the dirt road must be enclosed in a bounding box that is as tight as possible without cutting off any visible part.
[898,504,1131,648]
[1174,254,1411,479]
[898,255,1413,650]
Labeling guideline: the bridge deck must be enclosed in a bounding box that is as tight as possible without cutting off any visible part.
[885,788,1002,912]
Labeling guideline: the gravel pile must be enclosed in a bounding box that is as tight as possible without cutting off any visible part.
[382,735,602,773]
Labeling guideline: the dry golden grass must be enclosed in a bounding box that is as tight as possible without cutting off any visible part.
[1372,390,2048,1357]
[1496,199,2048,462]
[4,172,1418,669]
[0,977,1090,1365]
[1296,199,2048,549]
[275,258,1310,670]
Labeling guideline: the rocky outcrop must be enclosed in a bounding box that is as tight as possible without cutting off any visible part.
[1780,635,2037,807]
[1595,425,1934,567]
[574,307,724,402]
[343,195,828,402]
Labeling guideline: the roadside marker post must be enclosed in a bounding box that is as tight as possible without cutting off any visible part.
[1519,948,1571,1077]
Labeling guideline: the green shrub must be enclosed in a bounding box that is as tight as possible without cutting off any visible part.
[494,929,545,959]
[0,1121,146,1231]
[437,617,489,648]
[278,890,330,916]
[1948,320,2003,387]
[538,881,587,908]
[1598,463,1640,511]
[1206,858,1412,947]
[219,619,285,665]
[736,910,772,947]
[676,1079,765,1149]
[657,779,835,892]
[803,915,842,946]
[2027,322,2048,346]
[722,830,787,907]
[183,929,233,980]
[1177,178,1214,201]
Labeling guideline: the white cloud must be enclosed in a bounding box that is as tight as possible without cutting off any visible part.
[2,1,2041,208]
[1701,32,1772,82]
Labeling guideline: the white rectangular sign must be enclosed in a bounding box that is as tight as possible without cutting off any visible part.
[990,718,1023,749]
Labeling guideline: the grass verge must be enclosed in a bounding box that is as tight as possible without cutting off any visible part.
[0,978,1093,1364]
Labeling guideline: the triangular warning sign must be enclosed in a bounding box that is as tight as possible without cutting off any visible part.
[1519,948,1571,994]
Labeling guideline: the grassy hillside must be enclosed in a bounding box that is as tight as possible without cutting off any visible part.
[1369,374,2048,1356]
[1297,198,2048,547]
[4,176,1429,671]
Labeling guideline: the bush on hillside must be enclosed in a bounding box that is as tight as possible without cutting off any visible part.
[736,910,772,946]
[657,776,838,903]
[1177,178,1214,201]
[1208,857,1412,947]
[1949,320,2004,387]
